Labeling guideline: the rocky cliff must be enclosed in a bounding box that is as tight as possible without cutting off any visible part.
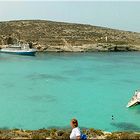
[0,20,140,52]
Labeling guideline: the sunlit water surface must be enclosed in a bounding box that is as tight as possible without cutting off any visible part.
[0,52,140,132]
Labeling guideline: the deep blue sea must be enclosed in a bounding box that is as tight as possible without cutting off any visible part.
[0,52,140,132]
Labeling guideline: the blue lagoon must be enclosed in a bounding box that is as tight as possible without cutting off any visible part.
[0,52,140,132]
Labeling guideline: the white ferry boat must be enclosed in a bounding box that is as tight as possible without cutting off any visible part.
[0,44,37,56]
[126,90,140,108]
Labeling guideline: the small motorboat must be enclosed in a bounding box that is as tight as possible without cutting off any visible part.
[126,90,140,108]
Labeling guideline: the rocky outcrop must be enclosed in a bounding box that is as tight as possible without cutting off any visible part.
[0,128,139,139]
[41,43,140,52]
[0,20,140,52]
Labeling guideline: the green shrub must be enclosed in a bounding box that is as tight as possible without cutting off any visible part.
[32,134,45,139]
[106,134,118,139]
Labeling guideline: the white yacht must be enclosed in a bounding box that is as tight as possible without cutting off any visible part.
[126,90,140,108]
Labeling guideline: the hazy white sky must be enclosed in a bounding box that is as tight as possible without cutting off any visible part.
[0,0,140,32]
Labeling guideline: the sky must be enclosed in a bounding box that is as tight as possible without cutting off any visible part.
[0,0,140,32]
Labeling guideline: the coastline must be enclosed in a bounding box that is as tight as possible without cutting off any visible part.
[1,43,140,53]
[0,128,139,139]
[0,20,140,53]
[35,43,140,52]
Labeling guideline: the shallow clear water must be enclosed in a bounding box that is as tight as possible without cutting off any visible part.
[0,52,140,132]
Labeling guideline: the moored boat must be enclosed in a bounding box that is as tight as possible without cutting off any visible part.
[0,44,37,56]
[126,90,140,108]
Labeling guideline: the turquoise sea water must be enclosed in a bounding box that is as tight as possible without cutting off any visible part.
[0,52,140,132]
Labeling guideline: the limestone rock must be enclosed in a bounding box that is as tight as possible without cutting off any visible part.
[0,20,140,52]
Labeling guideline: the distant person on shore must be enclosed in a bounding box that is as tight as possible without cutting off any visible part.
[70,118,81,139]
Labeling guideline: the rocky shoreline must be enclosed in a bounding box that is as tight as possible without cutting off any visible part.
[1,43,140,52]
[35,43,140,52]
[0,128,139,139]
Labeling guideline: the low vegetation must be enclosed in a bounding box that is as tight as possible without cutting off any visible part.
[0,128,139,139]
[0,20,140,52]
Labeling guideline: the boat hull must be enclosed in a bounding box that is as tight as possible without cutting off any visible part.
[127,91,140,108]
[0,50,36,56]
[126,99,139,108]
